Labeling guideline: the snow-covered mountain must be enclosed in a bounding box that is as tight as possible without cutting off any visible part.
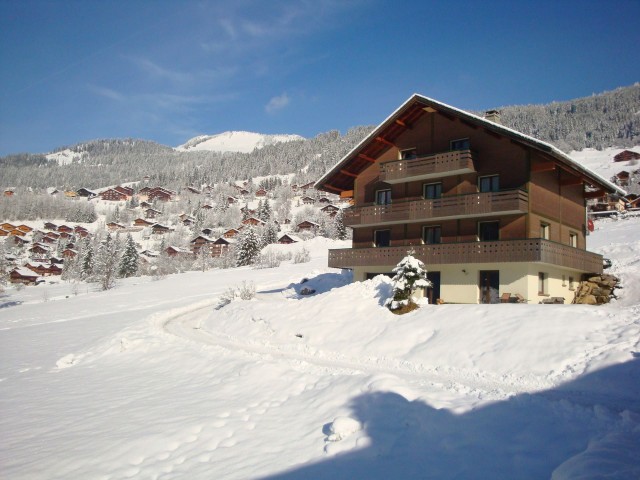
[176,131,304,154]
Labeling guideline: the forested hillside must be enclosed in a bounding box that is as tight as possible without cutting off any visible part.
[1,84,638,191]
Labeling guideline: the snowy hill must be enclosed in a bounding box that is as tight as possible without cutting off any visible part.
[176,131,304,153]
[1,217,639,478]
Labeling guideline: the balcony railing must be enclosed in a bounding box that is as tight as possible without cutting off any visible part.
[328,239,603,273]
[379,149,475,183]
[344,189,529,227]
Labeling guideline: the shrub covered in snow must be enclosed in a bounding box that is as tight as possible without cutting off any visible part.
[385,252,431,313]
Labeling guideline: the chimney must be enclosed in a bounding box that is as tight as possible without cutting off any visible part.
[484,109,501,124]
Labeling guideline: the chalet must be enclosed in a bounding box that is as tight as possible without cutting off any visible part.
[140,249,159,258]
[255,188,268,197]
[107,222,126,231]
[613,150,640,162]
[59,231,75,240]
[144,208,162,219]
[615,171,630,187]
[201,204,214,210]
[0,228,10,237]
[165,246,192,257]
[278,233,302,244]
[151,223,173,235]
[9,267,40,285]
[211,237,234,257]
[140,200,153,208]
[62,248,78,259]
[1,223,16,231]
[301,196,316,204]
[148,187,176,202]
[201,227,215,236]
[26,262,62,276]
[133,218,154,227]
[76,188,97,198]
[7,235,29,247]
[242,217,266,227]
[57,225,74,234]
[300,182,315,191]
[227,196,238,204]
[115,185,134,197]
[296,220,319,232]
[64,191,77,198]
[44,222,58,230]
[318,197,332,203]
[185,186,202,195]
[222,228,240,238]
[190,235,215,255]
[47,187,60,195]
[16,224,33,234]
[50,256,64,265]
[315,93,625,304]
[28,243,51,258]
[4,189,15,197]
[320,204,340,217]
[100,188,128,201]
[75,228,90,238]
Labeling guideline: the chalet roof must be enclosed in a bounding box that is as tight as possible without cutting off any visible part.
[278,233,302,243]
[297,220,319,227]
[11,267,39,278]
[190,235,215,243]
[315,93,626,196]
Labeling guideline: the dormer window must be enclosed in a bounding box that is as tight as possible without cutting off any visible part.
[450,138,470,151]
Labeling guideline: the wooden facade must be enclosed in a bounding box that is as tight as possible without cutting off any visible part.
[315,94,625,304]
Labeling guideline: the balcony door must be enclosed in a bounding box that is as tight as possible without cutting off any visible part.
[479,270,500,304]
[478,221,500,241]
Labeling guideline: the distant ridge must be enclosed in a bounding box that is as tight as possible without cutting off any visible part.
[176,131,304,154]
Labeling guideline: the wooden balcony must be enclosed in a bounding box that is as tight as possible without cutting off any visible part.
[379,149,475,184]
[329,239,603,273]
[344,189,529,227]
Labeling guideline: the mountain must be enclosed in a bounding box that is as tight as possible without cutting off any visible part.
[176,131,305,153]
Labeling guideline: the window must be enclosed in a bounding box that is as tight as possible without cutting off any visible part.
[569,276,575,290]
[450,138,470,151]
[400,148,417,159]
[478,221,500,241]
[540,223,550,240]
[423,183,442,199]
[422,226,441,244]
[375,189,392,205]
[538,272,548,295]
[569,233,578,247]
[479,175,500,193]
[374,229,391,247]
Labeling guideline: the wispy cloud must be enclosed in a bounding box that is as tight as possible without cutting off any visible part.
[87,85,126,102]
[265,93,290,114]
[124,55,194,84]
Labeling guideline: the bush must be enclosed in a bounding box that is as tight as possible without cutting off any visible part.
[293,246,310,264]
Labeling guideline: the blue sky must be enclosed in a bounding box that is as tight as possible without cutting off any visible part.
[1,0,639,156]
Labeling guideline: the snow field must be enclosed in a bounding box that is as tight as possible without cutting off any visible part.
[1,217,639,478]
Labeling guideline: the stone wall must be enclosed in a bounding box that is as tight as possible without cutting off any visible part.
[572,274,619,305]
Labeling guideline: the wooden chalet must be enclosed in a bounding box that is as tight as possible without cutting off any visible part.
[148,187,176,202]
[201,227,215,236]
[222,228,240,238]
[0,228,10,237]
[151,223,173,235]
[57,225,74,233]
[278,233,302,244]
[133,218,154,227]
[301,196,316,204]
[9,267,40,285]
[76,188,97,198]
[165,246,192,257]
[255,188,268,197]
[300,182,315,191]
[7,235,29,247]
[296,220,319,232]
[318,196,332,203]
[115,185,134,197]
[62,248,78,259]
[201,204,214,210]
[100,188,128,201]
[315,93,626,304]
[242,217,266,227]
[44,222,58,230]
[4,189,15,197]
[26,262,62,276]
[107,222,126,231]
[615,171,630,187]
[28,243,51,258]
[190,235,215,255]
[211,237,233,257]
[320,204,340,217]
[144,208,162,219]
[1,223,16,231]
[227,196,238,204]
[613,150,640,162]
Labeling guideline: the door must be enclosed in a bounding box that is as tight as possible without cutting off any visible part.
[479,270,500,304]
[426,271,441,304]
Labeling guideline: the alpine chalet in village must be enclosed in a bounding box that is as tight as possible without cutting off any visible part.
[315,94,625,304]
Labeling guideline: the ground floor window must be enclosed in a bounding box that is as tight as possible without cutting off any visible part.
[479,270,500,304]
[538,272,548,295]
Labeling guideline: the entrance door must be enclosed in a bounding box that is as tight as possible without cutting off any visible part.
[426,271,441,304]
[479,270,500,304]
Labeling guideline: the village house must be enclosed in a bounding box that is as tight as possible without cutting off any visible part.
[100,188,128,201]
[165,246,192,258]
[185,186,201,195]
[210,237,233,257]
[76,188,97,198]
[62,248,78,259]
[0,228,10,237]
[222,228,240,239]
[9,267,40,285]
[144,208,162,219]
[190,235,215,255]
[320,204,340,217]
[16,224,33,234]
[255,188,268,197]
[4,188,15,197]
[241,217,266,227]
[106,222,126,231]
[148,187,176,202]
[613,150,640,162]
[151,223,173,235]
[301,196,316,205]
[28,243,51,259]
[315,93,625,304]
[44,222,58,230]
[277,233,302,244]
[26,262,62,276]
[57,225,74,234]
[296,220,319,233]
[133,218,154,227]
[1,223,16,232]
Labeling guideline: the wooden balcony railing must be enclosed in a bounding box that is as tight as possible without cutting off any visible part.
[344,189,529,227]
[328,239,603,273]
[379,149,475,183]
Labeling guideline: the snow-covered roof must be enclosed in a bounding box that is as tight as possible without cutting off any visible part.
[316,93,626,196]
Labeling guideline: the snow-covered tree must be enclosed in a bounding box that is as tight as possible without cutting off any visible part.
[118,233,139,278]
[80,238,94,280]
[385,252,432,312]
[235,226,261,266]
[333,208,348,240]
[94,233,119,290]
[261,220,279,246]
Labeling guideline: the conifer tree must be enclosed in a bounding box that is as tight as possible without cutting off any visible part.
[334,208,347,240]
[385,252,431,312]
[262,220,279,246]
[118,233,139,278]
[80,238,94,280]
[95,233,119,290]
[235,226,261,266]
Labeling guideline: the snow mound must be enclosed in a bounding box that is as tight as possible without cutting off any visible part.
[326,416,362,442]
[176,131,304,153]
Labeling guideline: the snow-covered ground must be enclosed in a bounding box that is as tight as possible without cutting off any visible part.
[1,219,640,479]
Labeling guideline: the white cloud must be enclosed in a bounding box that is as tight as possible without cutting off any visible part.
[265,93,290,114]
[87,85,125,102]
